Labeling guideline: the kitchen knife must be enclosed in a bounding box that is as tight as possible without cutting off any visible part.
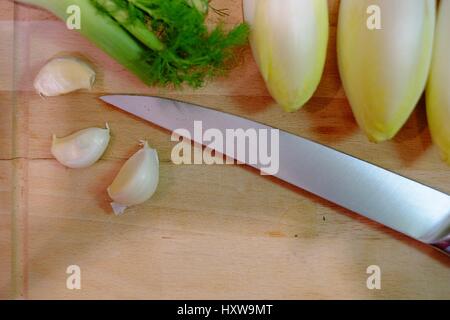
[100,95,450,255]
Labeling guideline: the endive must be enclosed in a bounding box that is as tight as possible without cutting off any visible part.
[338,0,436,142]
[243,0,329,112]
[427,0,450,165]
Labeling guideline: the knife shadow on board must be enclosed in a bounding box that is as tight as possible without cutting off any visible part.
[238,163,450,266]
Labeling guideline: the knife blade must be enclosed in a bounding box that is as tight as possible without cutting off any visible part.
[100,95,450,254]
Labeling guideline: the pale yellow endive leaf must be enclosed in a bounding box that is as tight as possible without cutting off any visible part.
[427,0,450,165]
[244,0,329,112]
[338,0,436,142]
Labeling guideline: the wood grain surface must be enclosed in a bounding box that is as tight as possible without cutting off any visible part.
[1,0,449,299]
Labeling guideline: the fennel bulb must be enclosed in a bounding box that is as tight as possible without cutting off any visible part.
[16,0,248,88]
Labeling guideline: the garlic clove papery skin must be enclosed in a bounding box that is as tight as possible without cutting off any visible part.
[107,141,159,215]
[426,0,450,165]
[34,57,96,97]
[51,124,110,169]
[244,0,329,112]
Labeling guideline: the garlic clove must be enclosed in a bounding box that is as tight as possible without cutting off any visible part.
[51,124,111,169]
[107,141,159,215]
[110,202,128,216]
[34,57,96,97]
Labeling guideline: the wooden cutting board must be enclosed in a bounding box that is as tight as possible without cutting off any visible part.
[1,0,449,299]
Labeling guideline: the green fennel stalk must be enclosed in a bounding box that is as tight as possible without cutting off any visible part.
[93,0,165,51]
[15,0,249,87]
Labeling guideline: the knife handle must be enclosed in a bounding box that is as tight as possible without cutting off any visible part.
[433,240,450,256]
